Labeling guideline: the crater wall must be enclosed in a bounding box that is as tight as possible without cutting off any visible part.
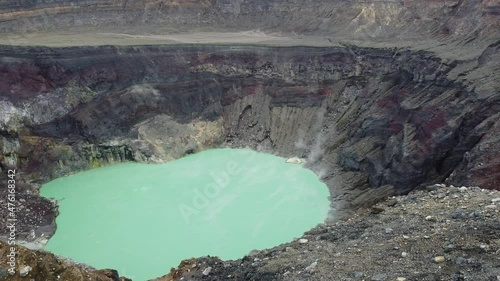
[0,0,499,279]
[0,0,499,246]
[0,44,499,242]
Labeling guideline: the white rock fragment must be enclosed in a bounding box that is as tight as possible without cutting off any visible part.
[305,261,317,272]
[202,267,212,276]
[286,157,305,164]
[299,238,309,244]
[480,244,489,250]
[425,216,436,222]
[434,256,446,263]
[20,266,32,277]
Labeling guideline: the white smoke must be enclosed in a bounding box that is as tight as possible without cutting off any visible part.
[306,108,327,163]
[294,129,308,150]
[307,132,326,163]
[316,166,330,180]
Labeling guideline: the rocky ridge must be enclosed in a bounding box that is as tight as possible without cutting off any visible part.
[0,240,131,281]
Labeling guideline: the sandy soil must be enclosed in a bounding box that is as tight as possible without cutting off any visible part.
[0,30,332,47]
[0,30,495,61]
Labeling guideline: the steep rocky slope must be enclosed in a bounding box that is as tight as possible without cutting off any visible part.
[0,240,131,281]
[0,0,498,41]
[0,0,499,280]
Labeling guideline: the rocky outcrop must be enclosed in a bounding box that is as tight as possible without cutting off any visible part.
[447,112,500,191]
[0,241,131,281]
[0,181,55,245]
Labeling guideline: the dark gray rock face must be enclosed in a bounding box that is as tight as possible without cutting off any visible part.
[0,43,498,205]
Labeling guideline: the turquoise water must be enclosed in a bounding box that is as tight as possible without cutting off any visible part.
[41,148,330,281]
